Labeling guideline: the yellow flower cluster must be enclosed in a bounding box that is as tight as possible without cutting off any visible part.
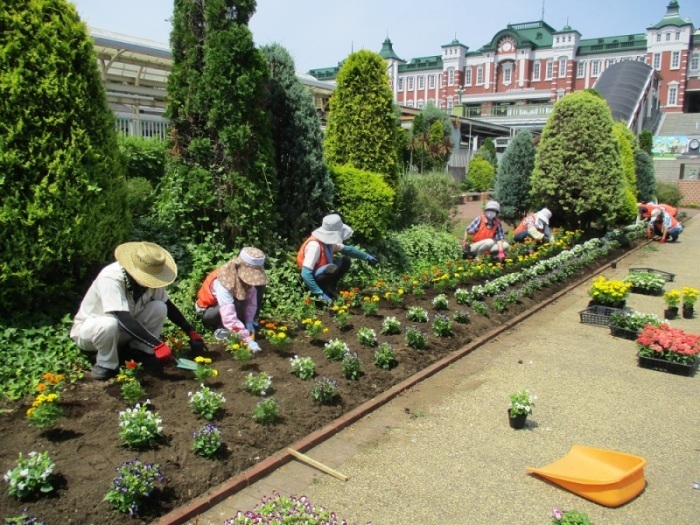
[663,289,682,307]
[682,287,698,307]
[363,295,380,303]
[194,356,212,364]
[588,276,631,305]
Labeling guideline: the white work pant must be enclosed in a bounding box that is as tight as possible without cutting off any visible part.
[73,301,167,370]
[469,239,510,257]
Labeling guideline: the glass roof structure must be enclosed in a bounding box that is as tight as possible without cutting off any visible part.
[594,60,656,127]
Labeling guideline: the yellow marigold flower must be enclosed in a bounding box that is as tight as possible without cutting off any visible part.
[27,408,35,417]
[322,328,329,333]
[232,343,241,350]
[302,318,312,325]
[116,374,128,383]
[384,292,391,300]
[280,326,288,332]
[277,332,286,339]
[398,289,404,295]
[195,356,206,363]
[372,295,380,302]
[412,280,419,286]
[313,320,322,326]
[46,393,58,402]
[212,369,219,377]
[363,296,370,302]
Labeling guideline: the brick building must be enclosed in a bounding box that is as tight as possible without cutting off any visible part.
[309,1,699,119]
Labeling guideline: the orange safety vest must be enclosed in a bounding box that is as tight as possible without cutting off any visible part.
[659,204,678,217]
[640,203,678,219]
[513,214,536,236]
[652,213,679,230]
[296,236,330,270]
[196,268,220,309]
[471,215,501,242]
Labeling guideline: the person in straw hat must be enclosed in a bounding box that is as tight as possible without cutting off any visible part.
[70,242,206,380]
[462,200,510,259]
[296,214,379,301]
[512,208,555,244]
[195,247,268,352]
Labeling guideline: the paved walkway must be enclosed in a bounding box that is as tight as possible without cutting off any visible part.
[187,217,699,525]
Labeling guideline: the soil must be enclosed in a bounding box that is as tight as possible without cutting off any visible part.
[0,246,628,525]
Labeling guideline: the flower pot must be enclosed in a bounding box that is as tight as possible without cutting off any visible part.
[664,306,679,320]
[508,409,528,430]
[682,306,694,319]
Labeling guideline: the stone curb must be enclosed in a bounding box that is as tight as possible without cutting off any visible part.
[155,238,652,525]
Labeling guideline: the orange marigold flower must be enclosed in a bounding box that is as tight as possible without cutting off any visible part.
[36,383,47,392]
[125,360,138,369]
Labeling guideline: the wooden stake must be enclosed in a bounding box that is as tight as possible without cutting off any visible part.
[286,448,348,481]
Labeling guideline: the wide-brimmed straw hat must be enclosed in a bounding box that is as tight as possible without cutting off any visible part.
[535,208,552,225]
[115,242,177,288]
[218,247,268,292]
[312,214,354,245]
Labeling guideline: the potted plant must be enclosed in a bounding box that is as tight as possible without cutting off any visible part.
[624,271,665,296]
[636,324,700,376]
[662,289,681,319]
[508,388,536,429]
[682,286,698,319]
[608,311,662,340]
[587,276,630,309]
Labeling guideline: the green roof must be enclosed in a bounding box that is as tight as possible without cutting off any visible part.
[379,38,403,61]
[648,0,692,29]
[398,55,442,73]
[577,33,647,56]
[481,21,557,51]
[441,37,467,48]
[308,65,340,81]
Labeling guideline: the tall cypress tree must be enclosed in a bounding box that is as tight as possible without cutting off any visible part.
[261,44,335,246]
[163,0,276,248]
[0,0,128,318]
[494,130,536,225]
[613,122,638,223]
[530,91,625,228]
[324,50,399,185]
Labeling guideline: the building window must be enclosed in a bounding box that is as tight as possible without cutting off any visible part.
[668,84,678,106]
[398,78,403,91]
[675,31,680,40]
[532,61,541,81]
[503,64,512,84]
[446,97,453,110]
[558,57,567,78]
[691,53,699,70]
[577,61,585,78]
[665,32,670,41]
[555,36,559,43]
[653,53,661,70]
[671,51,680,69]
[545,59,553,79]
[418,75,425,90]
[656,33,661,42]
[447,67,455,86]
[407,76,414,90]
[406,100,414,108]
[567,35,572,42]
[591,60,600,76]
[465,68,472,85]
[417,99,424,109]
[476,66,483,84]
[429,74,435,89]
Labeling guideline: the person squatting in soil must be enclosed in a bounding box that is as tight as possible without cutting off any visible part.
[70,242,206,380]
[646,207,683,243]
[636,201,678,225]
[297,214,379,302]
[462,200,510,260]
[512,208,555,244]
[194,247,268,351]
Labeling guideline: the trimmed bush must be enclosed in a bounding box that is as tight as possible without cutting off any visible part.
[331,165,395,243]
[394,171,458,230]
[656,182,683,207]
[463,154,495,192]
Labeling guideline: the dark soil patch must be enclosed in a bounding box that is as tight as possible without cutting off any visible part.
[0,247,628,524]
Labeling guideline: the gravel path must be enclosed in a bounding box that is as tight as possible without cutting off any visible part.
[192,216,699,525]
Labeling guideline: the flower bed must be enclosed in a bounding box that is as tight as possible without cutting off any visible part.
[0,230,639,524]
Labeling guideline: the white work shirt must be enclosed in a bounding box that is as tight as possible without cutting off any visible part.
[70,262,169,337]
[301,240,344,270]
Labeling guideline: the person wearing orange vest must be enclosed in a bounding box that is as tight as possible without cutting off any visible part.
[648,208,682,243]
[461,201,510,259]
[637,202,678,224]
[297,214,378,301]
[513,208,555,243]
[195,247,268,351]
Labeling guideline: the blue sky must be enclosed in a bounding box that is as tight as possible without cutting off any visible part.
[70,0,700,73]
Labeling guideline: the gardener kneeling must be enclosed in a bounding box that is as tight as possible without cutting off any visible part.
[297,214,379,301]
[513,208,555,243]
[462,200,510,260]
[647,208,683,243]
[70,242,206,380]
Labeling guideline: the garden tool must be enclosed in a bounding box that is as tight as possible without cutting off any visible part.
[175,357,198,371]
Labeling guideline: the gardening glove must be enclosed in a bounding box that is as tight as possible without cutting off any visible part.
[188,331,206,354]
[248,340,261,353]
[659,237,666,244]
[366,254,379,266]
[497,250,506,262]
[245,321,255,336]
[321,293,332,302]
[153,342,174,364]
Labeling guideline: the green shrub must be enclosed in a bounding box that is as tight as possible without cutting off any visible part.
[331,165,395,243]
[655,181,683,207]
[389,225,461,269]
[394,171,458,230]
[0,0,129,319]
[118,135,168,184]
[126,177,155,218]
[463,154,495,192]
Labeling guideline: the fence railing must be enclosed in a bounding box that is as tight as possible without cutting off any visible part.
[115,116,170,140]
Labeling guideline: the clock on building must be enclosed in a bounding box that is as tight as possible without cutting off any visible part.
[498,37,515,53]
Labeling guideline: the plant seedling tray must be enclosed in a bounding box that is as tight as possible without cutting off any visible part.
[628,268,675,282]
[637,353,698,377]
[579,305,631,327]
[609,325,640,341]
